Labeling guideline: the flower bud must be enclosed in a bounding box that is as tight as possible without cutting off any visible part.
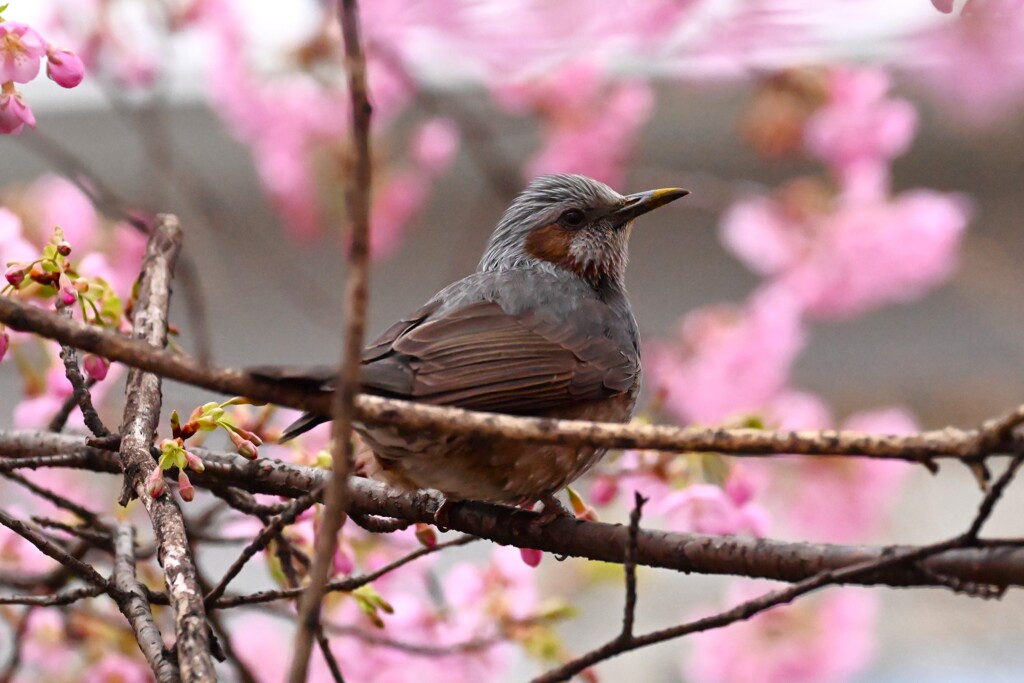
[519,547,543,568]
[56,240,72,256]
[82,353,110,381]
[58,273,77,306]
[414,523,437,549]
[145,468,166,498]
[45,47,85,88]
[184,450,205,472]
[5,265,25,287]
[177,470,195,502]
[228,430,259,459]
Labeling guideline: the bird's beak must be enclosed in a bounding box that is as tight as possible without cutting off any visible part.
[610,188,690,225]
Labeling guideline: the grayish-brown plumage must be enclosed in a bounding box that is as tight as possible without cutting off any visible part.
[256,174,687,510]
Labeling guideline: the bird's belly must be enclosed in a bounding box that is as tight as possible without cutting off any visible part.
[354,394,634,505]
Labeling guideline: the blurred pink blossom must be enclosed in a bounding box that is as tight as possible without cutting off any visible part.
[80,652,151,683]
[723,188,970,320]
[653,483,770,536]
[1,513,61,573]
[686,583,878,683]
[496,62,653,186]
[776,407,917,543]
[412,118,461,174]
[649,286,806,425]
[25,174,99,250]
[0,22,47,83]
[914,0,1024,123]
[369,171,429,260]
[805,67,917,194]
[0,86,36,134]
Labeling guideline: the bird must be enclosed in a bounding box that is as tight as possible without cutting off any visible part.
[257,174,687,518]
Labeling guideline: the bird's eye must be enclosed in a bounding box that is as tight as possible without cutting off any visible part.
[559,209,586,228]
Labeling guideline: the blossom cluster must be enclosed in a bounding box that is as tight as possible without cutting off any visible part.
[0,8,84,134]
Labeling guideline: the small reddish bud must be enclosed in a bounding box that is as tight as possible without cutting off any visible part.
[184,450,205,472]
[414,523,437,549]
[5,265,25,286]
[57,273,77,306]
[519,547,543,568]
[56,240,72,256]
[82,353,110,381]
[228,430,259,459]
[177,470,195,502]
[145,468,166,498]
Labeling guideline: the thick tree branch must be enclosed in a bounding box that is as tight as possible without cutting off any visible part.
[111,523,180,682]
[2,292,1021,466]
[2,430,1023,591]
[116,216,215,680]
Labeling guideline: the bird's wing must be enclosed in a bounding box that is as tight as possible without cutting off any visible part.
[360,298,638,414]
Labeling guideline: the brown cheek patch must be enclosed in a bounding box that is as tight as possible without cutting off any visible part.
[525,224,572,265]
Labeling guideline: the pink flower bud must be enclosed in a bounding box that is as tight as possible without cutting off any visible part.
[177,470,195,502]
[45,47,85,89]
[57,273,77,306]
[145,468,166,498]
[5,265,25,286]
[184,450,205,473]
[228,430,259,459]
[519,547,543,568]
[414,523,437,549]
[56,240,72,256]
[82,354,110,381]
[0,330,8,363]
[0,88,36,135]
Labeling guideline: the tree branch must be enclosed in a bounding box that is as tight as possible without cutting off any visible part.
[111,523,180,682]
[290,0,373,679]
[116,215,215,680]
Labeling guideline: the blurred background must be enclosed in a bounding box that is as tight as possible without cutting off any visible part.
[2,1,1024,681]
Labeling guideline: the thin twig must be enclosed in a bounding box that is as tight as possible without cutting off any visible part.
[204,492,318,607]
[531,451,1024,683]
[621,493,646,640]
[0,584,104,606]
[0,509,107,587]
[213,534,477,609]
[55,307,111,438]
[2,470,100,524]
[290,0,374,680]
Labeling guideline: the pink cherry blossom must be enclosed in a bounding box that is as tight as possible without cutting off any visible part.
[0,86,36,134]
[654,483,770,536]
[82,353,110,381]
[45,47,86,88]
[25,175,100,251]
[0,22,47,83]
[805,68,917,191]
[411,118,461,174]
[686,583,878,683]
[777,407,916,543]
[913,0,1024,123]
[648,286,806,425]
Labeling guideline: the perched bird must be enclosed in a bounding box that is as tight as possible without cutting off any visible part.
[262,174,687,515]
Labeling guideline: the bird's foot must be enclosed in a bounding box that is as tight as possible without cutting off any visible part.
[534,493,575,526]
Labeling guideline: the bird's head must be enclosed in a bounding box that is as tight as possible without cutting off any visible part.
[478,174,688,292]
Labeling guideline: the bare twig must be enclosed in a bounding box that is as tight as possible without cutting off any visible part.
[0,584,105,606]
[116,216,214,680]
[530,449,1024,683]
[621,493,646,640]
[0,509,106,587]
[111,523,180,682]
[2,470,99,524]
[204,492,318,607]
[290,0,374,679]
[55,307,111,438]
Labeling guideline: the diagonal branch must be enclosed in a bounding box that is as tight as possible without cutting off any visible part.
[116,215,215,680]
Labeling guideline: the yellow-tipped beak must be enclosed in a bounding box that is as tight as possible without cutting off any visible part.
[610,187,690,224]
